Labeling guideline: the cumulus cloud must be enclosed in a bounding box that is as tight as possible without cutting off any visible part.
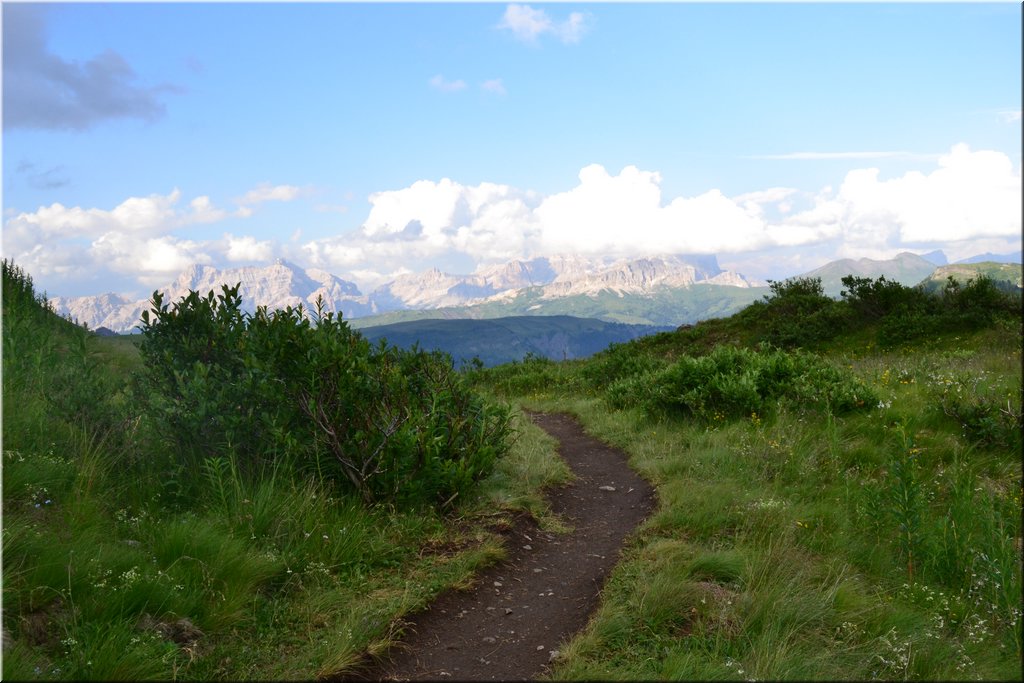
[498,4,592,45]
[836,144,1020,243]
[224,233,274,262]
[303,179,540,278]
[429,74,467,93]
[2,4,181,131]
[9,144,1019,298]
[89,232,211,283]
[2,188,228,288]
[303,144,1020,283]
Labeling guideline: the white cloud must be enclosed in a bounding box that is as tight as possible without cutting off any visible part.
[481,78,507,96]
[189,196,228,223]
[498,4,592,45]
[303,179,540,278]
[224,233,274,262]
[3,189,186,258]
[9,144,1019,298]
[302,146,1021,286]
[835,144,1021,244]
[429,74,467,93]
[238,183,304,205]
[89,232,211,283]
[498,4,550,43]
[3,188,233,290]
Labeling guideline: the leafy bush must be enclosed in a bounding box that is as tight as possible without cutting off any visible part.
[840,274,934,321]
[755,277,850,348]
[610,345,875,421]
[581,342,667,391]
[135,285,512,508]
[473,353,574,396]
[938,275,1021,330]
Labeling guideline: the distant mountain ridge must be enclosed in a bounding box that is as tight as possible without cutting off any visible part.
[799,252,940,297]
[49,250,1019,334]
[51,260,380,334]
[52,254,756,333]
[953,251,1022,265]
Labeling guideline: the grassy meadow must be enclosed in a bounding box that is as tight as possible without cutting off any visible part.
[2,258,1021,680]
[470,277,1023,681]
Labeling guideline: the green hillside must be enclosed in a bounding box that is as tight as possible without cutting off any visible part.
[358,315,673,367]
[918,261,1023,294]
[469,272,1022,680]
[351,283,766,329]
[3,259,1020,681]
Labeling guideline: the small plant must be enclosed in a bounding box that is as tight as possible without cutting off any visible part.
[887,422,925,582]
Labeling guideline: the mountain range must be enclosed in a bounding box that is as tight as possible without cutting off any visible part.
[51,250,1021,335]
[52,253,757,334]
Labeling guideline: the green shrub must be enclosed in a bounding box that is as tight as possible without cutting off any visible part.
[581,342,667,391]
[840,275,934,321]
[621,345,874,421]
[939,275,1021,330]
[135,286,512,508]
[472,353,569,396]
[757,277,850,348]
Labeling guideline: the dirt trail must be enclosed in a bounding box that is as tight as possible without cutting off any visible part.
[346,411,655,681]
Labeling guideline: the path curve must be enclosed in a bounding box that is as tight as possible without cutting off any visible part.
[346,411,655,681]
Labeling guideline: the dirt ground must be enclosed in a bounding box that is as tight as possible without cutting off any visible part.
[343,411,656,681]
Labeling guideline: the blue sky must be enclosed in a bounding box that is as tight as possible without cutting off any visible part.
[3,1,1021,299]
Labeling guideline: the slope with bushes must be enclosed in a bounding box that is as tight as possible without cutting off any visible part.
[469,272,1022,680]
[4,259,1020,681]
[1,260,564,680]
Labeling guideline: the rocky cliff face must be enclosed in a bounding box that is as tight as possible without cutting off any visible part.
[371,254,753,309]
[51,253,756,334]
[53,259,376,333]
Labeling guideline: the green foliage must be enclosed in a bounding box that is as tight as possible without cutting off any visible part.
[135,285,513,508]
[470,352,585,398]
[606,344,875,421]
[759,276,850,348]
[732,273,1020,351]
[840,274,932,320]
[925,369,1023,451]
[580,342,667,391]
[939,274,1021,330]
[2,260,128,446]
